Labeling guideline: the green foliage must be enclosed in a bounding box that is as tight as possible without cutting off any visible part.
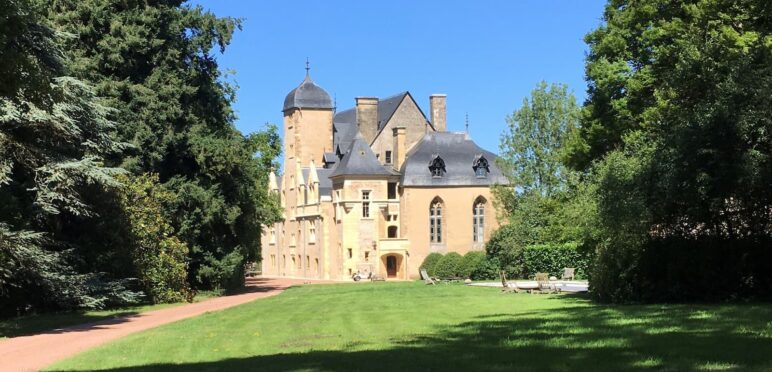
[419,253,443,278]
[499,81,580,198]
[572,0,772,302]
[117,174,192,303]
[457,251,499,280]
[492,81,590,280]
[0,0,138,315]
[433,252,463,279]
[43,1,283,290]
[458,251,485,279]
[522,243,589,280]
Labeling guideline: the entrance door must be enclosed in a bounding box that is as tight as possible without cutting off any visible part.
[386,256,397,278]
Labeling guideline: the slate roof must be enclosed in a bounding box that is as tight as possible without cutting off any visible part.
[401,132,509,186]
[330,133,397,178]
[283,74,333,112]
[302,168,334,196]
[322,152,338,168]
[332,92,432,151]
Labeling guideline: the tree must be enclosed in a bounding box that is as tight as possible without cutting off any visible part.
[489,82,582,273]
[0,0,137,314]
[43,0,282,290]
[573,0,772,302]
[499,81,580,198]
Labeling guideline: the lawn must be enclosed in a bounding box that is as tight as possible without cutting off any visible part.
[1,290,223,339]
[49,282,772,371]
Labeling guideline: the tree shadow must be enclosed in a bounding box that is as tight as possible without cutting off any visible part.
[0,311,142,338]
[53,300,772,371]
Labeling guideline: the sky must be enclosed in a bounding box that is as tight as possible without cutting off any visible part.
[190,0,607,156]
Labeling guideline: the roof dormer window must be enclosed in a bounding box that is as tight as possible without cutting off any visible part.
[473,155,490,178]
[429,155,446,178]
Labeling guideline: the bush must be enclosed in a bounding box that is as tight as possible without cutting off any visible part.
[458,251,486,279]
[419,252,443,278]
[473,256,502,280]
[593,236,772,303]
[484,224,525,278]
[119,174,193,303]
[521,242,589,279]
[434,252,463,279]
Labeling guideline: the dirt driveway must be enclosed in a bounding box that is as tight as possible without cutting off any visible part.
[0,277,329,372]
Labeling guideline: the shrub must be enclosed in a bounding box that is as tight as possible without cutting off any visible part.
[419,252,443,278]
[458,251,486,279]
[484,224,525,278]
[521,242,589,279]
[119,174,193,303]
[472,256,502,280]
[434,252,463,279]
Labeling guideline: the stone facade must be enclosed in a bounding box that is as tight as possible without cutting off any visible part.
[261,73,507,280]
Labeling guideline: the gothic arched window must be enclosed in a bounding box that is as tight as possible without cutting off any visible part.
[473,197,486,242]
[428,155,446,178]
[429,197,443,243]
[473,155,490,178]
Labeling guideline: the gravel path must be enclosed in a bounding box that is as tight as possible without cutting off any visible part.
[0,277,329,372]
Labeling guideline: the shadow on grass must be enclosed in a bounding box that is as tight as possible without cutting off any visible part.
[0,311,142,339]
[58,298,772,372]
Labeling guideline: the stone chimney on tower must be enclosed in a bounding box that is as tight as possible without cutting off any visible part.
[356,97,378,144]
[430,94,447,132]
[392,126,406,170]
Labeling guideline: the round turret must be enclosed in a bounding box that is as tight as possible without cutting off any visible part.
[283,74,333,112]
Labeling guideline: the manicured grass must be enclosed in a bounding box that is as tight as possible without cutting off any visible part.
[50,282,772,371]
[1,290,223,339]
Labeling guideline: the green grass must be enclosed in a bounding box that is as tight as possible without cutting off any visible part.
[0,289,223,339]
[49,282,772,371]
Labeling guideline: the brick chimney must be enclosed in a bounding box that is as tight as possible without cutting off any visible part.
[392,126,406,170]
[430,94,446,132]
[356,97,378,144]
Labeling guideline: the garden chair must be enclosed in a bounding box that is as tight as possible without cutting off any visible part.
[500,271,520,293]
[534,272,558,294]
[561,268,576,281]
[420,268,436,285]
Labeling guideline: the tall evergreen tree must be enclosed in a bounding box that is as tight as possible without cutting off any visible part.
[43,0,281,289]
[0,0,135,314]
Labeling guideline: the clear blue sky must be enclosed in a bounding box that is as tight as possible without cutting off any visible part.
[190,0,606,155]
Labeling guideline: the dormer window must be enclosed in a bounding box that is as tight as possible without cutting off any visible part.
[473,155,490,178]
[428,155,446,178]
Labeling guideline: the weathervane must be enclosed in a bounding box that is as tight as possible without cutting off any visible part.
[305,57,310,76]
[465,112,470,133]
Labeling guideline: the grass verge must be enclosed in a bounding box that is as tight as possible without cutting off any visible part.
[47,282,772,371]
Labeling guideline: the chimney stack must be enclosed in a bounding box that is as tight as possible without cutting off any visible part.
[356,97,378,144]
[392,126,407,170]
[430,94,447,132]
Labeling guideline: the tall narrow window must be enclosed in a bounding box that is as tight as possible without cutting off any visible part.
[430,198,443,243]
[309,221,316,243]
[388,182,397,199]
[269,228,276,244]
[362,190,371,218]
[385,150,392,164]
[473,197,486,242]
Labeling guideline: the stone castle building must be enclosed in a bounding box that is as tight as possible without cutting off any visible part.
[261,70,508,280]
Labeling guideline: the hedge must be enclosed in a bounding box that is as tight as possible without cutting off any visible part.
[433,252,463,279]
[521,242,589,279]
[419,252,443,278]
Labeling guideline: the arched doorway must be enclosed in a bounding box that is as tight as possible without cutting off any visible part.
[386,256,397,277]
